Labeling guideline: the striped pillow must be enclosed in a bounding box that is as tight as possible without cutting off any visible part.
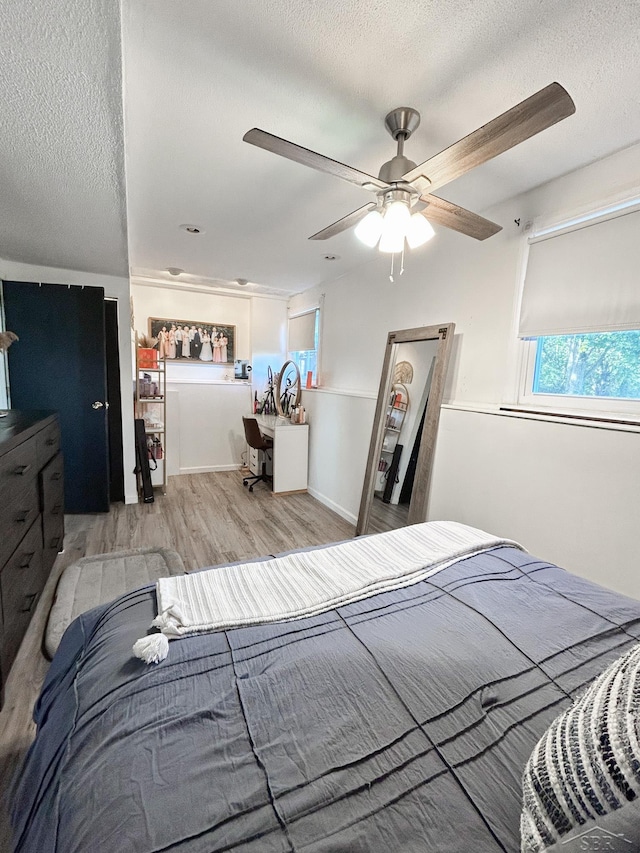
[520,643,640,852]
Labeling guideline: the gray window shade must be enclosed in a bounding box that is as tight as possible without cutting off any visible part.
[289,311,316,351]
[519,208,640,337]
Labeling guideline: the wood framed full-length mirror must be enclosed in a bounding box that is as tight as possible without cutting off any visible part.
[356,322,455,536]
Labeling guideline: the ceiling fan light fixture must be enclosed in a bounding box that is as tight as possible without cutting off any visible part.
[406,213,435,249]
[355,210,384,247]
[245,84,575,253]
[379,200,411,253]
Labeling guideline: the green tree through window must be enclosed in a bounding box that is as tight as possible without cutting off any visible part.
[533,330,640,398]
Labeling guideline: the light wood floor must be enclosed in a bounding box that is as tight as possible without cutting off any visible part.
[368,494,410,534]
[0,471,354,850]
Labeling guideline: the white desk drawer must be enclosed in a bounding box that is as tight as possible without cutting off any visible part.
[249,414,308,493]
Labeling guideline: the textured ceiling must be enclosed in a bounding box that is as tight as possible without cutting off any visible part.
[0,0,128,277]
[2,1,640,290]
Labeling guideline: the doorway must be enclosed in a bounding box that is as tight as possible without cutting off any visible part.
[3,281,122,513]
[105,300,124,503]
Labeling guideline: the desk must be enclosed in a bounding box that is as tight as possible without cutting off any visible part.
[251,414,309,494]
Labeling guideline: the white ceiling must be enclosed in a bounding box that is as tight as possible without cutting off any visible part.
[0,0,128,277]
[1,1,639,293]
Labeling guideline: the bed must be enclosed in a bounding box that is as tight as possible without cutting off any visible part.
[10,523,640,852]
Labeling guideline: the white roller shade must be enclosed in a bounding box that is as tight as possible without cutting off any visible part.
[289,310,316,351]
[519,207,640,337]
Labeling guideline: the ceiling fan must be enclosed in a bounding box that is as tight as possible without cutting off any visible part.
[243,83,575,254]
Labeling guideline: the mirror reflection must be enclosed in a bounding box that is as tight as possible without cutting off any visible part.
[357,324,455,536]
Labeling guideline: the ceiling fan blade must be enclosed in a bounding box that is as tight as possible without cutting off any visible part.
[243,128,389,191]
[421,194,502,240]
[309,202,377,240]
[403,83,576,192]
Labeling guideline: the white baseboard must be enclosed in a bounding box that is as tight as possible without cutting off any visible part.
[307,486,357,525]
[125,489,139,505]
[179,464,243,474]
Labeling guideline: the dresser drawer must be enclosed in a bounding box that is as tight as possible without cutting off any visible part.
[41,452,64,555]
[43,519,64,554]
[0,518,43,675]
[37,420,61,469]
[0,478,40,569]
[0,413,61,703]
[41,452,64,513]
[1,517,43,600]
[0,435,37,492]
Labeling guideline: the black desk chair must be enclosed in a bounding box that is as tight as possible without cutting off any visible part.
[242,416,273,492]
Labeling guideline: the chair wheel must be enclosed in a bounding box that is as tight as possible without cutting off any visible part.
[249,485,254,492]
[243,479,248,486]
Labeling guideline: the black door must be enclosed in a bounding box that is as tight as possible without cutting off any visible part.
[3,281,110,513]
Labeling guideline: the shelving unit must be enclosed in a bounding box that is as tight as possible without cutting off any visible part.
[135,336,167,495]
[375,383,409,499]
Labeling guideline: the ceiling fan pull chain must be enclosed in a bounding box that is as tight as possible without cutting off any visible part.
[389,253,395,282]
[400,245,405,276]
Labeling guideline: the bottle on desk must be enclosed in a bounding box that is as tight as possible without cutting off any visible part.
[291,405,306,424]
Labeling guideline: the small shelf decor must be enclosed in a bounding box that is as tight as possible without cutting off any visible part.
[136,333,159,369]
[375,382,409,496]
[135,333,167,495]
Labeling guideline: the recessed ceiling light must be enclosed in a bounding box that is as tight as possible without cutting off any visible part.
[179,224,203,234]
[166,267,184,276]
[323,254,340,261]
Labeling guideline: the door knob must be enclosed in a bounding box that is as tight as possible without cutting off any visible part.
[92,401,104,409]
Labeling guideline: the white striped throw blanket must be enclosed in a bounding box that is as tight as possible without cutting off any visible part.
[133,521,523,663]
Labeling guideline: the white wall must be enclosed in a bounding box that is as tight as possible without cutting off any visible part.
[166,380,251,473]
[430,408,640,597]
[132,281,287,471]
[0,258,137,503]
[301,388,374,522]
[131,282,252,378]
[250,297,287,403]
[290,140,640,599]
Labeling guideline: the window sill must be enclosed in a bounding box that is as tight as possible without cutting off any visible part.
[301,386,377,399]
[441,402,640,433]
[166,377,251,386]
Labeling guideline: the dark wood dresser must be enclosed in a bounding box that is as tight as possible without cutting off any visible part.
[0,411,64,704]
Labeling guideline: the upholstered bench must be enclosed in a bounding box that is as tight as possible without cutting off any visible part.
[45,547,185,658]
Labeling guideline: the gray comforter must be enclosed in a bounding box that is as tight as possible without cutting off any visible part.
[11,545,640,852]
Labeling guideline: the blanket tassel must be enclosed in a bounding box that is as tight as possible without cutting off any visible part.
[133,633,169,664]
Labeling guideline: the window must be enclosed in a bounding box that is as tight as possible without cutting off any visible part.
[288,308,319,387]
[516,197,640,420]
[532,331,640,399]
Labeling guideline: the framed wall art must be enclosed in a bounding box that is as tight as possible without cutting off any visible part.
[148,317,235,364]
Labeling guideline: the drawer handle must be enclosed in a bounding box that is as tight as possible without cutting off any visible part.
[14,464,31,476]
[51,504,63,515]
[51,472,62,481]
[46,438,57,446]
[19,551,36,569]
[20,593,38,613]
[16,509,30,523]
